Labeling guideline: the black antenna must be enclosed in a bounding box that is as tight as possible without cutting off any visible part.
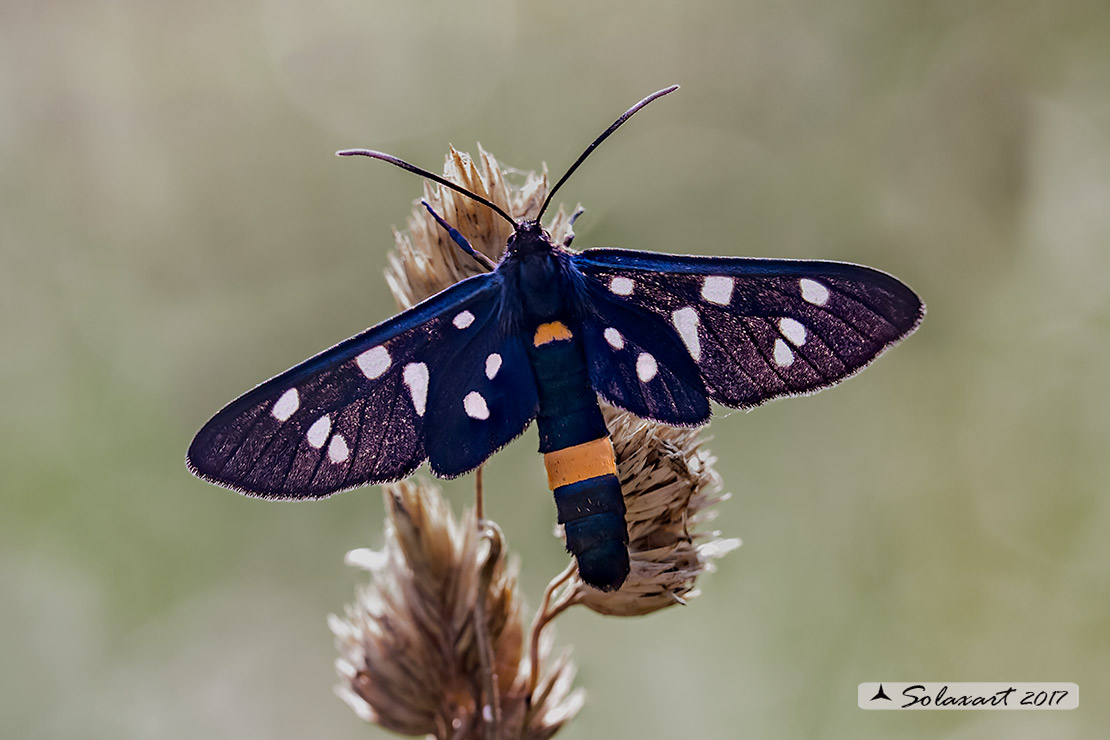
[537,85,680,221]
[337,149,517,227]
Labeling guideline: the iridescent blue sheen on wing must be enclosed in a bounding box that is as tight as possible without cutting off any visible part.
[571,248,924,412]
[572,272,710,425]
[186,272,538,499]
[424,315,538,477]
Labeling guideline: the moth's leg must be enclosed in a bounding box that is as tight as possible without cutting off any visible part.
[421,200,496,271]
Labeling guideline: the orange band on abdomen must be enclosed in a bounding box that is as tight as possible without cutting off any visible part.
[543,437,617,490]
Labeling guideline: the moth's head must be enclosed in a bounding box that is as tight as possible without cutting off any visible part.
[506,219,553,255]
[514,219,546,237]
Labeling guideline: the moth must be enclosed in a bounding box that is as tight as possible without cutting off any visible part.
[187,86,924,591]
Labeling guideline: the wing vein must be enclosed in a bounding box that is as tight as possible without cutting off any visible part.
[699,312,790,403]
[765,281,898,343]
[216,406,271,479]
[770,317,823,377]
[238,401,304,486]
[758,283,872,343]
[697,314,760,387]
[825,284,903,328]
[367,382,401,480]
[277,432,301,493]
[341,396,369,487]
[736,315,791,388]
[305,434,329,489]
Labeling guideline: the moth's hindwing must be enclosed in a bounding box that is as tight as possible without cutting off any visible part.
[573,273,710,426]
[424,303,539,477]
[186,272,536,499]
[571,248,924,413]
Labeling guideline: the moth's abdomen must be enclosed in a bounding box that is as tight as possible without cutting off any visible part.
[545,439,629,591]
[528,322,609,451]
[527,318,630,591]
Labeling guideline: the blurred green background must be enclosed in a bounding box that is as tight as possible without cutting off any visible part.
[3,1,1108,737]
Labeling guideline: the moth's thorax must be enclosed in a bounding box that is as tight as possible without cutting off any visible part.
[503,221,568,321]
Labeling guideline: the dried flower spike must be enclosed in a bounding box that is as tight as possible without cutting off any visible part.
[570,404,740,616]
[330,480,583,739]
[385,146,563,309]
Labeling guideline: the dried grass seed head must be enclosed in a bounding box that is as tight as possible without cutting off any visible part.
[386,146,577,309]
[570,405,740,616]
[331,480,583,739]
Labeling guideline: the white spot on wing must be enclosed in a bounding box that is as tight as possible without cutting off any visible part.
[603,327,624,349]
[609,276,634,296]
[799,278,829,306]
[356,346,390,379]
[328,434,349,463]
[779,317,807,346]
[452,310,475,329]
[464,391,490,420]
[307,415,331,448]
[671,307,701,361]
[701,275,734,305]
[773,339,795,367]
[485,353,502,380]
[403,362,429,416]
[272,388,299,421]
[636,352,658,382]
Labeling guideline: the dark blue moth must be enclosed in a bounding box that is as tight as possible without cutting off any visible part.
[187,86,924,591]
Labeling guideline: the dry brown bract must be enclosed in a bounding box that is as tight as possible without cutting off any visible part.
[573,404,739,616]
[330,481,583,740]
[385,146,563,309]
